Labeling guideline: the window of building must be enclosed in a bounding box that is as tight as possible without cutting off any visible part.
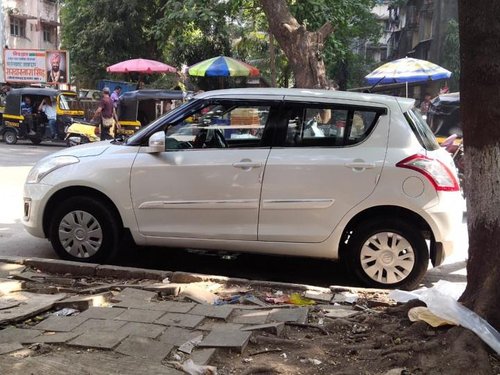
[43,25,52,42]
[10,17,26,37]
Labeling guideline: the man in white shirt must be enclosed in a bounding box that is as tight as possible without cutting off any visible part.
[38,97,58,140]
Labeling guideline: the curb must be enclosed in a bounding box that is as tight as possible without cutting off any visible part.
[0,256,381,294]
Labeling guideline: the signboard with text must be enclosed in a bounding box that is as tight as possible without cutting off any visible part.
[4,49,69,84]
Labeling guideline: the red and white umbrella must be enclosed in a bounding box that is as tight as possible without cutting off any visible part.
[106,58,176,74]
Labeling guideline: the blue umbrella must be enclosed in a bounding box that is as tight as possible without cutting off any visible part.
[365,57,452,85]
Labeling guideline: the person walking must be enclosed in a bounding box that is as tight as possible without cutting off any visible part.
[91,87,119,140]
[38,96,58,140]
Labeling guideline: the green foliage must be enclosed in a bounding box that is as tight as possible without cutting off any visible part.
[442,19,460,91]
[61,0,164,86]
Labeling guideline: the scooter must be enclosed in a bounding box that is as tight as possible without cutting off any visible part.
[65,120,100,146]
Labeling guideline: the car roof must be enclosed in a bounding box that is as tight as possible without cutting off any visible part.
[194,88,414,110]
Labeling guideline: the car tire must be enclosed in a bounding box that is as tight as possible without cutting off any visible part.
[49,196,120,263]
[3,129,17,145]
[346,220,429,290]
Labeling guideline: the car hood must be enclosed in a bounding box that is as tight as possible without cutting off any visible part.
[49,141,112,159]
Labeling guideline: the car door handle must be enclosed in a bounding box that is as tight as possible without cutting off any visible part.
[344,162,376,170]
[232,160,262,170]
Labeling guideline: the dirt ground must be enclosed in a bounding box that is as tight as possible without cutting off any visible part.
[2,270,499,375]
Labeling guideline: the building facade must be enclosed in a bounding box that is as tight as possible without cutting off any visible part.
[1,0,60,83]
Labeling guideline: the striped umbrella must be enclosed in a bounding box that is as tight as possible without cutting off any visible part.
[365,57,451,85]
[188,56,260,77]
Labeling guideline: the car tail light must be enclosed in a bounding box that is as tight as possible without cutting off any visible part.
[396,154,459,191]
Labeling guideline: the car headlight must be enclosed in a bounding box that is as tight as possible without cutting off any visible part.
[26,155,80,184]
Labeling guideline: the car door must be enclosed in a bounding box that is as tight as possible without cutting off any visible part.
[130,100,278,241]
[258,99,389,243]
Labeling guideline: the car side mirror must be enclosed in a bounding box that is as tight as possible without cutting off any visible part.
[146,131,165,153]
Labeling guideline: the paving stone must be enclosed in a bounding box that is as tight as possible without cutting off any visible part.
[241,322,285,336]
[146,301,195,313]
[197,321,245,332]
[158,326,205,346]
[180,284,219,304]
[198,328,252,353]
[267,307,309,324]
[77,306,126,320]
[0,280,24,296]
[23,331,81,344]
[54,293,112,311]
[0,292,67,324]
[33,315,87,332]
[141,284,181,296]
[73,318,127,333]
[189,305,233,320]
[0,342,23,355]
[68,330,129,350]
[115,308,166,324]
[113,287,157,302]
[0,263,25,278]
[230,309,270,324]
[155,313,204,328]
[117,322,166,339]
[191,348,217,366]
[304,290,334,302]
[0,327,42,344]
[115,335,174,362]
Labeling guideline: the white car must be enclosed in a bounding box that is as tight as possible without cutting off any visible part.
[23,88,463,289]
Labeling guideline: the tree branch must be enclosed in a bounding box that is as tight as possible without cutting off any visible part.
[318,21,334,40]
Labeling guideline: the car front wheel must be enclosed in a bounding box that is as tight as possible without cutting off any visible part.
[347,220,429,290]
[49,196,119,262]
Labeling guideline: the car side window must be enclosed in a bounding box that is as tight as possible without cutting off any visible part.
[282,104,384,147]
[165,102,272,150]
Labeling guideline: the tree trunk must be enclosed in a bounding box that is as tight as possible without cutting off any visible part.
[458,0,500,331]
[260,0,333,89]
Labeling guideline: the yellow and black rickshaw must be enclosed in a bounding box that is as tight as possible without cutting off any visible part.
[0,87,87,145]
[117,89,187,136]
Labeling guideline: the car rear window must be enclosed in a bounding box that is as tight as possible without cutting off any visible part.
[405,109,440,150]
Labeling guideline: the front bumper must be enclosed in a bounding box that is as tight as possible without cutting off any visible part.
[22,183,52,238]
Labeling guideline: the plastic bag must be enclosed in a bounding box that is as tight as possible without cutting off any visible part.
[390,280,500,355]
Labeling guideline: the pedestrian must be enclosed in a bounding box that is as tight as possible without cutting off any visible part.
[110,86,121,109]
[420,93,432,116]
[91,87,119,140]
[38,96,58,140]
[21,96,36,135]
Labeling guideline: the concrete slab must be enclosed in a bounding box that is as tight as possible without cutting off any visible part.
[199,328,252,353]
[77,306,126,320]
[23,331,81,344]
[155,313,204,328]
[113,287,157,302]
[197,321,244,332]
[115,308,166,324]
[33,315,88,332]
[115,335,174,362]
[0,292,67,324]
[304,290,334,302]
[54,293,112,310]
[241,322,285,336]
[180,285,219,304]
[0,280,24,296]
[146,301,196,313]
[158,326,205,346]
[230,309,270,325]
[267,307,309,324]
[117,322,166,339]
[0,349,185,375]
[73,318,127,333]
[189,304,233,320]
[0,263,25,278]
[68,330,129,350]
[191,348,217,366]
[0,327,42,344]
[0,342,23,355]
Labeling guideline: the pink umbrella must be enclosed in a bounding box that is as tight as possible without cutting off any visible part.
[106,58,177,74]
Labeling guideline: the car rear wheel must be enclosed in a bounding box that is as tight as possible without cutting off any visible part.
[49,196,120,262]
[347,220,429,290]
[3,129,17,144]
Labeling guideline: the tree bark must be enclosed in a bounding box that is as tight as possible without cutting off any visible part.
[458,0,500,331]
[260,0,333,89]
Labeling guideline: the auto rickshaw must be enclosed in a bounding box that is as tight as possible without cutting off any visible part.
[427,92,461,143]
[117,89,188,136]
[0,88,87,145]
